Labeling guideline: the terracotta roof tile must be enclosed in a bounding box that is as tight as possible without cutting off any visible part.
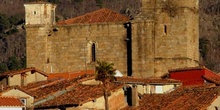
[0,85,32,96]
[168,66,205,73]
[48,70,95,80]
[0,67,48,78]
[22,78,64,91]
[164,66,220,85]
[0,97,24,107]
[35,83,123,108]
[203,73,220,85]
[57,8,129,25]
[23,74,94,100]
[137,84,219,110]
[115,76,181,84]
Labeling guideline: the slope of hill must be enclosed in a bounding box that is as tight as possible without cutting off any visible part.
[0,0,219,72]
[199,0,220,72]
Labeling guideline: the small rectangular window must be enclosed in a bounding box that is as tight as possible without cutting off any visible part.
[34,11,37,15]
[92,43,96,62]
[155,85,163,94]
[164,25,167,34]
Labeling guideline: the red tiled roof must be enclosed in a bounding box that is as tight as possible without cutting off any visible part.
[48,70,95,80]
[115,76,181,84]
[168,66,205,73]
[137,84,219,110]
[203,71,220,85]
[162,66,220,86]
[23,74,94,100]
[35,83,123,108]
[22,78,63,91]
[0,67,48,78]
[0,97,24,107]
[0,85,33,97]
[57,8,129,25]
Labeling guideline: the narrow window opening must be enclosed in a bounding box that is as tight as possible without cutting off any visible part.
[164,25,167,34]
[92,43,96,62]
[47,58,50,63]
[34,11,37,15]
[51,10,55,23]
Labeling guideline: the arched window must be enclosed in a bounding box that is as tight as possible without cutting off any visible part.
[91,43,96,62]
[87,41,97,63]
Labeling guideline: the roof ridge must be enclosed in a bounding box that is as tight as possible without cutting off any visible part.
[57,8,129,25]
[168,66,205,72]
[0,67,48,77]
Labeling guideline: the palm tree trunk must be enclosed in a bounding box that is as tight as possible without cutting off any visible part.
[104,88,109,110]
[103,82,109,110]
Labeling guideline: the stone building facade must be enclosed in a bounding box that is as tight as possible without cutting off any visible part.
[24,0,199,77]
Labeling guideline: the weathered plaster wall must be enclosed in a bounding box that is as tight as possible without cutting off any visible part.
[8,75,21,86]
[1,89,34,108]
[74,88,126,110]
[207,96,220,110]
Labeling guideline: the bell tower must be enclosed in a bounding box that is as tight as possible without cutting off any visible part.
[24,2,57,73]
[132,0,199,77]
[24,2,56,25]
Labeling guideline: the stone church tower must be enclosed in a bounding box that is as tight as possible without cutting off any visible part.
[24,2,56,73]
[132,0,199,77]
[24,0,199,77]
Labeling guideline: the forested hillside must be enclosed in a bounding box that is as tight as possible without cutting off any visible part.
[0,0,219,73]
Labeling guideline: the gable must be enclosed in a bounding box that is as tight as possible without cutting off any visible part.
[208,96,220,109]
[0,68,48,78]
[1,88,32,98]
[57,8,129,25]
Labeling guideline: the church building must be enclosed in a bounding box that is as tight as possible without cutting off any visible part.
[24,0,199,78]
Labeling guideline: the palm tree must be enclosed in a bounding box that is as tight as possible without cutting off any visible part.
[95,60,116,110]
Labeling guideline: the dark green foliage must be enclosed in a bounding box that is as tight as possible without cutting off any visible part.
[6,28,19,35]
[95,61,116,82]
[0,33,5,39]
[48,0,59,3]
[95,0,103,8]
[0,56,26,73]
[0,14,23,34]
[8,15,24,25]
[20,56,27,68]
[73,0,84,2]
[7,56,22,70]
[95,60,115,110]
[55,16,60,22]
[0,14,10,33]
[205,60,215,71]
[199,38,210,59]
[0,63,8,73]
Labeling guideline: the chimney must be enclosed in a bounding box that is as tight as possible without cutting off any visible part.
[132,84,139,106]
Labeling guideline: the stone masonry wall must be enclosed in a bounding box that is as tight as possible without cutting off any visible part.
[132,20,155,77]
[24,3,56,25]
[26,0,200,78]
[27,23,128,74]
[131,0,200,77]
[26,25,50,72]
